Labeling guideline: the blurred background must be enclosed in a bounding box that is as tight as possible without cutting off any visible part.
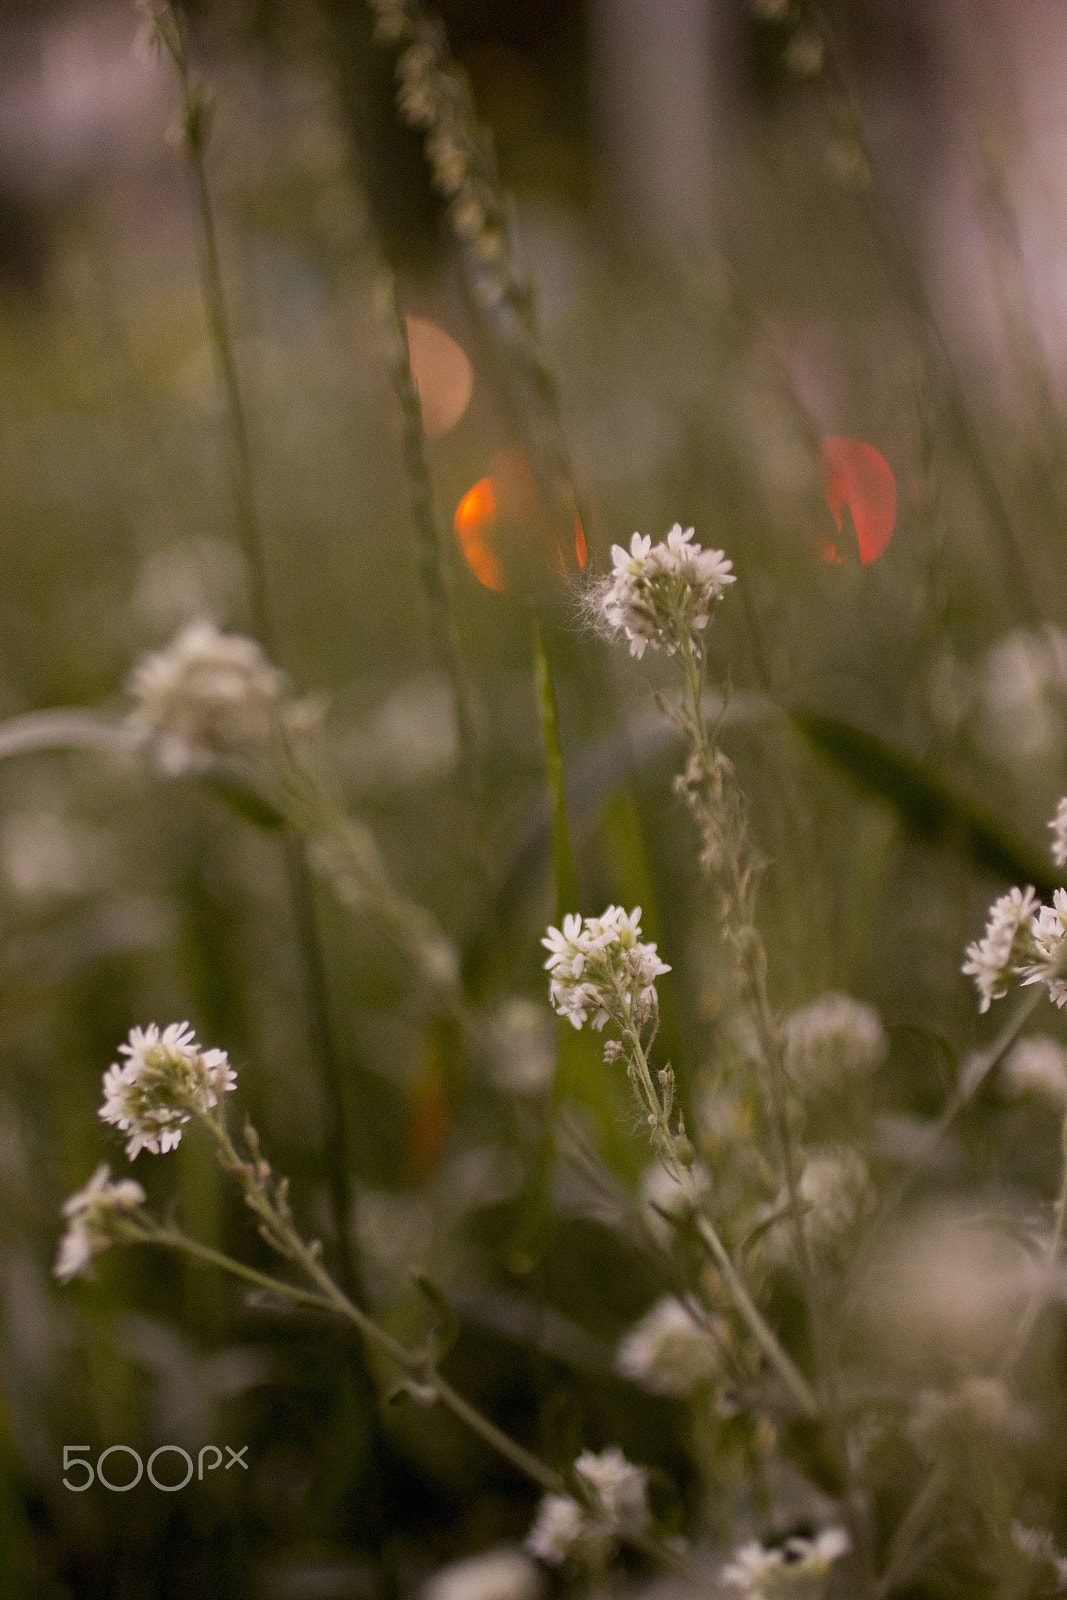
[5,0,1067,1595]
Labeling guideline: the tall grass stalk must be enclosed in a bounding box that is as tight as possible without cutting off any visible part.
[384,277,485,840]
[142,0,364,1300]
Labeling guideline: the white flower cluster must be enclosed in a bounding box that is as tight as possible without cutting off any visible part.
[783,993,887,1093]
[421,1547,542,1600]
[962,801,1067,1012]
[974,626,1067,766]
[616,1296,725,1397]
[1024,890,1067,1009]
[962,887,1040,1013]
[542,907,669,1032]
[761,1148,874,1264]
[525,1449,648,1566]
[797,1148,875,1250]
[722,1528,850,1597]
[100,1022,236,1159]
[1010,1523,1067,1590]
[54,1165,145,1282]
[128,620,299,776]
[599,525,735,660]
[907,1377,1027,1459]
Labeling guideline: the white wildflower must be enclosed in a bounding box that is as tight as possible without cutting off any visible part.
[860,1204,1032,1369]
[1051,798,1067,869]
[1010,1523,1067,1590]
[1001,1036,1067,1111]
[616,1296,724,1397]
[524,1496,588,1565]
[0,809,111,902]
[127,620,297,776]
[908,1377,1032,1458]
[784,31,825,78]
[54,1165,146,1283]
[1021,888,1067,1008]
[783,993,887,1092]
[542,907,669,1032]
[574,1447,648,1530]
[640,1160,711,1246]
[797,1149,875,1250]
[368,0,411,42]
[722,1528,850,1597]
[962,886,1040,1012]
[523,1449,649,1566]
[487,998,555,1095]
[599,524,735,660]
[100,1022,236,1159]
[976,626,1067,765]
[422,1548,542,1600]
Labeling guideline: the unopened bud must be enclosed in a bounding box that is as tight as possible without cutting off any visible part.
[674,1134,696,1166]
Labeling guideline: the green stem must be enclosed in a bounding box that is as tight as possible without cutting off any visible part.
[692,1214,819,1418]
[144,1225,336,1313]
[429,1374,564,1494]
[875,1463,949,1598]
[386,279,484,839]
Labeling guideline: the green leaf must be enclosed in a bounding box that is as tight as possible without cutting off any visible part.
[202,774,287,831]
[411,1274,460,1362]
[791,710,1058,896]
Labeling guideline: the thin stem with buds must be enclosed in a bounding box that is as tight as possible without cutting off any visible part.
[614,990,819,1419]
[672,633,874,1589]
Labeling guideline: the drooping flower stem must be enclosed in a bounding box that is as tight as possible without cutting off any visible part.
[150,1209,564,1493]
[163,1108,581,1500]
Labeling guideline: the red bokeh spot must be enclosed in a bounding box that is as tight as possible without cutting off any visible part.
[454,478,505,591]
[820,436,896,565]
